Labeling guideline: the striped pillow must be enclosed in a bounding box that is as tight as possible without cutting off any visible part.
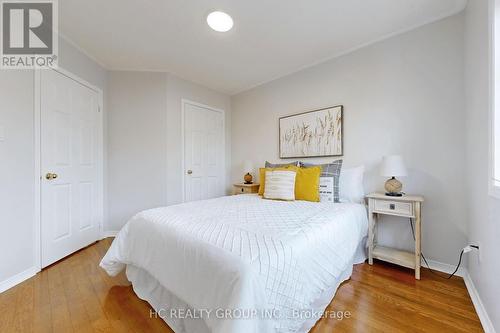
[263,170,296,201]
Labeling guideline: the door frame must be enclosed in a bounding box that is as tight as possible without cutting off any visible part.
[181,99,226,203]
[34,67,104,272]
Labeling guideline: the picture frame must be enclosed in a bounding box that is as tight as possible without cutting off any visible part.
[279,105,343,159]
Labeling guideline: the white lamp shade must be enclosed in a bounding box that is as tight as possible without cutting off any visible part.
[243,160,254,174]
[380,155,408,177]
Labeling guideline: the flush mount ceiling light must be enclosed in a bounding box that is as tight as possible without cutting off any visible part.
[207,11,233,32]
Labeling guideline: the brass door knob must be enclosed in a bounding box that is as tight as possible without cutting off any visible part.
[187,170,193,175]
[45,173,58,180]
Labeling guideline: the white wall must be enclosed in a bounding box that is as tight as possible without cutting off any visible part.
[59,37,107,89]
[107,71,168,231]
[231,14,467,265]
[464,0,500,330]
[0,36,107,287]
[0,71,35,283]
[106,72,231,231]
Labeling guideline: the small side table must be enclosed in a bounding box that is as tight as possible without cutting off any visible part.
[233,183,260,195]
[366,193,424,279]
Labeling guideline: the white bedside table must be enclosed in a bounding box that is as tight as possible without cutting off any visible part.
[366,193,424,279]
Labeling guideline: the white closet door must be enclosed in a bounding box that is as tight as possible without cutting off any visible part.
[41,70,101,267]
[183,102,225,202]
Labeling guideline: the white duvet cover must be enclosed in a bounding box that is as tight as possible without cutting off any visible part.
[100,194,368,333]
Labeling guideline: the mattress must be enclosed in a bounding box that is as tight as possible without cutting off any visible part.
[100,194,368,333]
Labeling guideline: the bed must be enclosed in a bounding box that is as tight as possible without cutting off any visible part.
[100,193,368,333]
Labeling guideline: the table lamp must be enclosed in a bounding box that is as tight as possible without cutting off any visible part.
[380,155,407,196]
[243,160,254,184]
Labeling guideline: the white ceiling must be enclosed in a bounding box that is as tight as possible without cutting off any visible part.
[59,0,467,95]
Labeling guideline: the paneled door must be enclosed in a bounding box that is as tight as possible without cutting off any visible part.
[183,101,225,202]
[41,69,102,267]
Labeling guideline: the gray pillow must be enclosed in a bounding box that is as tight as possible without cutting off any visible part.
[265,161,299,168]
[300,160,343,203]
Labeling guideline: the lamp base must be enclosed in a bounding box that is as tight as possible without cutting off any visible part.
[243,173,253,184]
[384,176,403,196]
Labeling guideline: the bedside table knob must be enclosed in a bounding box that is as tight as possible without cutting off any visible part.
[187,170,193,175]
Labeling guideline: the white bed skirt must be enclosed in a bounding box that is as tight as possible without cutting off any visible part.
[126,237,367,333]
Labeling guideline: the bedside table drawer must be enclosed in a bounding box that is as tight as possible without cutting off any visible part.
[233,184,260,195]
[238,186,253,194]
[374,200,413,217]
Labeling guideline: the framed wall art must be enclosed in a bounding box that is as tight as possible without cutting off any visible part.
[279,105,343,158]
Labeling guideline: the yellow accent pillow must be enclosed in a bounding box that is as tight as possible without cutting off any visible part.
[258,166,298,195]
[295,166,322,202]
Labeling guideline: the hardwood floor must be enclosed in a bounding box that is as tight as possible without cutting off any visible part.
[0,238,483,333]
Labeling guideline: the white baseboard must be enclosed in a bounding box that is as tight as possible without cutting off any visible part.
[1,231,117,294]
[463,271,496,333]
[426,259,466,277]
[102,230,118,238]
[426,259,496,333]
[0,266,38,293]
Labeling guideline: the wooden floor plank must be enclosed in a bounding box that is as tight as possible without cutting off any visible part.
[0,239,484,333]
[47,263,75,333]
[0,286,18,332]
[33,270,53,333]
[12,277,34,333]
[58,254,96,333]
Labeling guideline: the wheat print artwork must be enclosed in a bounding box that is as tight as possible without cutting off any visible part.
[279,106,343,158]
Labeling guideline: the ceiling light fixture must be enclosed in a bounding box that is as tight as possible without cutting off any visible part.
[207,11,233,32]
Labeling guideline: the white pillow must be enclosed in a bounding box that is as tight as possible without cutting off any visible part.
[339,165,365,203]
[264,170,296,201]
